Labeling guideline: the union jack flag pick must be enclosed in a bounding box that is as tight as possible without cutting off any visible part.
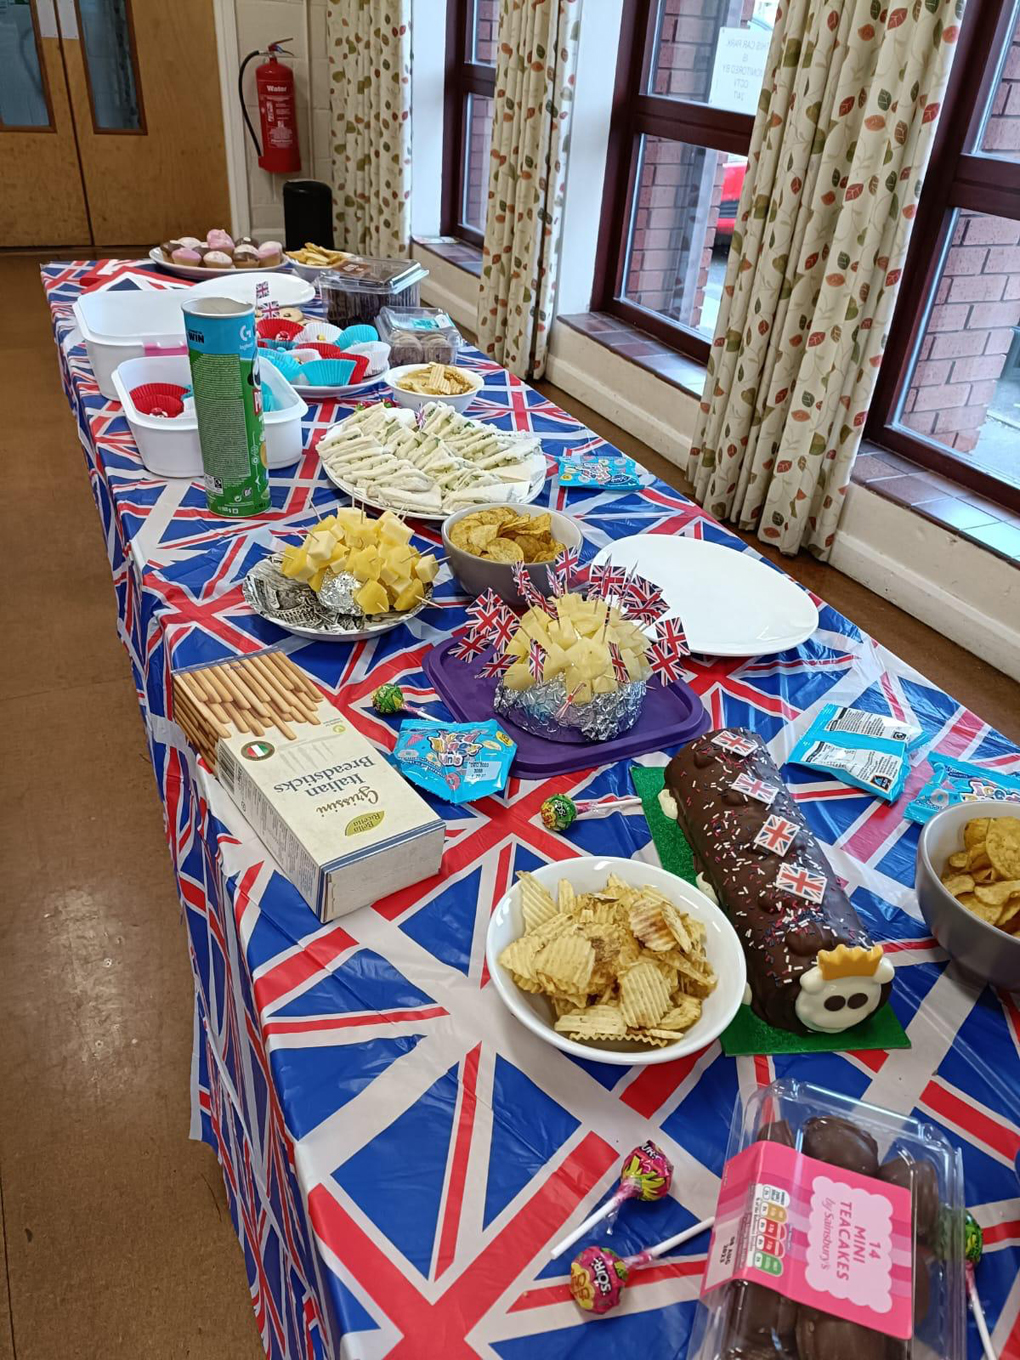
[648,638,685,685]
[488,606,519,652]
[547,564,567,599]
[553,545,579,591]
[608,642,630,685]
[775,861,827,904]
[452,628,489,662]
[527,639,546,681]
[622,573,668,625]
[511,560,545,610]
[712,730,757,757]
[467,588,504,637]
[479,649,515,679]
[754,814,799,856]
[653,615,689,655]
[731,771,779,806]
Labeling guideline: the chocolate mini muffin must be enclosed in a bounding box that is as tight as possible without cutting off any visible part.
[877,1154,939,1241]
[802,1115,879,1176]
[233,246,259,269]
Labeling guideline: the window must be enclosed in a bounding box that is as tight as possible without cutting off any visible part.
[442,0,497,246]
[593,0,776,362]
[867,0,1020,509]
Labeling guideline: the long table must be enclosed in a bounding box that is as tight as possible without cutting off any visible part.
[44,260,1020,1360]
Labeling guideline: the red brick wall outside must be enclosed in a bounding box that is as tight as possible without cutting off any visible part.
[625,0,755,329]
[463,93,493,232]
[472,0,499,64]
[901,40,1020,456]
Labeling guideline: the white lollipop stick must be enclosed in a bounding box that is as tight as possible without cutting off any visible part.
[968,1270,997,1360]
[574,795,643,820]
[549,1191,627,1260]
[634,1216,715,1262]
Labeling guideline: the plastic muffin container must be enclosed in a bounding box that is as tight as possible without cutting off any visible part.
[375,306,463,366]
[317,257,427,328]
[689,1078,966,1360]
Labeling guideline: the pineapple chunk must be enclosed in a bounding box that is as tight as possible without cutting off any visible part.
[414,553,439,583]
[305,529,337,570]
[355,579,390,615]
[502,661,533,691]
[280,543,310,581]
[349,544,382,581]
[393,579,425,611]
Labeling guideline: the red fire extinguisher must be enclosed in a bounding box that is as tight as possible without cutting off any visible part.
[239,41,301,174]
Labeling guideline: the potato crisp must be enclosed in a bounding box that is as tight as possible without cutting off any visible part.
[448,507,564,564]
[498,872,717,1047]
[941,816,1020,933]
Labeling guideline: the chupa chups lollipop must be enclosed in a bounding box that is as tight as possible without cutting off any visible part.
[569,1217,716,1315]
[539,791,644,832]
[963,1212,996,1360]
[371,683,438,721]
[549,1142,673,1260]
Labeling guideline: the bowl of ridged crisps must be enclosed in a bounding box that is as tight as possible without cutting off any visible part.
[917,802,1020,989]
[386,362,484,413]
[442,503,583,604]
[486,856,745,1065]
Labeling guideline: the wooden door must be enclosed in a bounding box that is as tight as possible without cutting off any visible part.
[0,0,91,247]
[59,0,231,243]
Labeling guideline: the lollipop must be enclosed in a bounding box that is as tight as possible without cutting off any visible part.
[569,1218,715,1314]
[964,1213,996,1360]
[371,683,437,721]
[539,792,644,832]
[549,1141,673,1260]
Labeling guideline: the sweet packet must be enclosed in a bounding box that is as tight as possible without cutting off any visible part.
[904,755,1020,825]
[788,703,920,802]
[391,719,516,805]
[558,451,641,490]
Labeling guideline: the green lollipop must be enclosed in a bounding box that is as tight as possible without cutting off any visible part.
[371,683,436,721]
[963,1214,995,1360]
[964,1210,983,1266]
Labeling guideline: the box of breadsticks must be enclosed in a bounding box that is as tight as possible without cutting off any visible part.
[216,700,445,921]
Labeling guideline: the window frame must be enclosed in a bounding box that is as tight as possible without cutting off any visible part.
[866,0,1020,513]
[441,0,496,248]
[592,0,756,364]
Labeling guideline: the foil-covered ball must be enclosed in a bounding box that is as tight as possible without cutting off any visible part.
[318,569,362,616]
[570,1245,629,1314]
[620,1140,673,1201]
[372,683,405,716]
[540,794,577,831]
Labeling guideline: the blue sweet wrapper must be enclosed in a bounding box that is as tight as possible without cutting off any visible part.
[558,451,640,490]
[904,756,1020,825]
[392,720,516,804]
[789,703,917,801]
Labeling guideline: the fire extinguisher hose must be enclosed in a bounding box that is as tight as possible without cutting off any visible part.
[238,49,264,159]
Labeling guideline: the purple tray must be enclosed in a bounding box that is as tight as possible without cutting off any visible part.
[423,638,710,779]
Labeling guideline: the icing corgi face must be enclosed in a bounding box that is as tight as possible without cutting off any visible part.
[795,956,894,1032]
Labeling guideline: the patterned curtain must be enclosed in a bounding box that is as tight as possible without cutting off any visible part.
[477,0,582,379]
[688,0,963,558]
[326,1,412,257]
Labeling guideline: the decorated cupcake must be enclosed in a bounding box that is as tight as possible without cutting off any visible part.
[179,235,203,249]
[161,240,182,261]
[257,240,283,267]
[233,246,259,269]
[172,246,202,267]
[206,228,235,252]
[201,249,233,269]
[235,235,257,249]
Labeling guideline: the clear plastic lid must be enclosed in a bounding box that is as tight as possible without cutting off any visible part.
[317,257,427,293]
[689,1078,966,1360]
[375,306,462,341]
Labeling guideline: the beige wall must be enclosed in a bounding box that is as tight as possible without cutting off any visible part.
[233,0,332,238]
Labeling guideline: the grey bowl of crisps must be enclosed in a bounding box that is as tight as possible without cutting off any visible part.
[441,503,583,605]
[916,801,1020,989]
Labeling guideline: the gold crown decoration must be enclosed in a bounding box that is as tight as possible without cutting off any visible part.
[817,944,886,981]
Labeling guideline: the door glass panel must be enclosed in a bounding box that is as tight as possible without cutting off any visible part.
[0,5,52,128]
[77,0,143,131]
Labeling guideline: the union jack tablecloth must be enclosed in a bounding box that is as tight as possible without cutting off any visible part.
[43,261,1020,1360]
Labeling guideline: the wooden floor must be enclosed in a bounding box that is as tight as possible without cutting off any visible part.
[1,250,1017,1359]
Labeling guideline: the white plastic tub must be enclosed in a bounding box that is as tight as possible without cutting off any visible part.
[74,290,190,399]
[111,355,307,478]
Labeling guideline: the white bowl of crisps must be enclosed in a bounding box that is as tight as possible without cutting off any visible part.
[916,802,1020,990]
[486,857,746,1065]
[443,503,582,603]
[385,362,484,412]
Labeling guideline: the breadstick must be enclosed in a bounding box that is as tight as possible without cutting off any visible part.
[234,659,275,708]
[216,665,253,711]
[224,662,271,717]
[246,653,294,713]
[176,674,231,738]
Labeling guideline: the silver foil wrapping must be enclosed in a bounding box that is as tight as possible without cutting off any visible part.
[241,554,430,638]
[493,675,647,744]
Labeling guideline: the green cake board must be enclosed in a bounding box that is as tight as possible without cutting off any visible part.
[629,765,910,1057]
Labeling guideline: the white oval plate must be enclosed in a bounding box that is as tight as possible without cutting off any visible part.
[319,448,549,522]
[149,247,295,282]
[486,856,745,1066]
[184,269,315,308]
[591,535,818,657]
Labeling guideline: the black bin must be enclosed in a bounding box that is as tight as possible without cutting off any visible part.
[283,180,334,250]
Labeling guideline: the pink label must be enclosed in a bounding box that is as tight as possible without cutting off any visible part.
[702,1140,913,1339]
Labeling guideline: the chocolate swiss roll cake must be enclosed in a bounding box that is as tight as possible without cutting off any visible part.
[662,727,893,1034]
